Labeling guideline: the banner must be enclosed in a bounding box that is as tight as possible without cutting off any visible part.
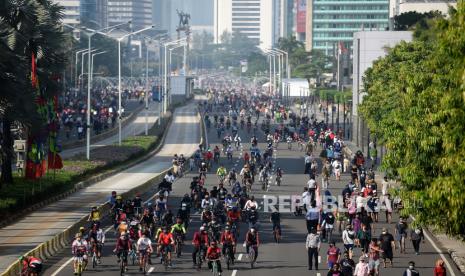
[297,0,307,34]
[240,60,248,73]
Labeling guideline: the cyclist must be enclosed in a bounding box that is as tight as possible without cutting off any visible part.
[158,226,175,267]
[72,233,89,275]
[217,165,227,183]
[179,154,186,172]
[234,134,242,150]
[226,145,234,161]
[221,226,236,263]
[227,169,237,186]
[276,167,283,185]
[87,206,100,228]
[245,227,260,263]
[114,232,131,271]
[270,211,281,238]
[192,226,210,267]
[88,223,105,264]
[171,218,187,255]
[20,256,42,276]
[137,231,153,271]
[201,205,213,224]
[208,217,222,242]
[213,146,221,163]
[206,241,223,275]
[132,193,143,217]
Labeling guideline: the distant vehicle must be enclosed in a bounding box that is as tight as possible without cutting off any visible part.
[152,85,162,102]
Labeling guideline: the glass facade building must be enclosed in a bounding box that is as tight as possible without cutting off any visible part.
[306,0,389,54]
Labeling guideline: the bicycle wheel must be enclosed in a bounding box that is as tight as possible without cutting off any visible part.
[226,248,231,270]
[120,260,124,276]
[92,253,97,268]
[77,261,83,276]
[212,261,219,276]
[249,248,255,268]
[176,242,182,258]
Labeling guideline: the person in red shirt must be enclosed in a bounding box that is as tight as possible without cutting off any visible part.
[227,207,241,225]
[243,152,250,164]
[158,227,175,267]
[113,232,132,268]
[433,259,447,276]
[221,226,236,263]
[192,226,209,267]
[20,256,42,276]
[206,241,223,274]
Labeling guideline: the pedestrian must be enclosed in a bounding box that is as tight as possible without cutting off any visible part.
[307,175,317,202]
[343,155,350,173]
[368,238,382,276]
[342,224,355,259]
[305,227,321,270]
[301,187,311,213]
[326,241,341,269]
[327,263,342,276]
[433,259,447,276]
[379,227,395,268]
[189,158,195,172]
[339,251,355,276]
[403,261,420,276]
[354,256,370,276]
[410,226,424,255]
[305,200,320,233]
[357,225,371,254]
[321,209,335,242]
[395,218,408,253]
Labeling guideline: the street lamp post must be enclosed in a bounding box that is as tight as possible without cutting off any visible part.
[117,25,155,145]
[74,49,87,88]
[91,51,107,85]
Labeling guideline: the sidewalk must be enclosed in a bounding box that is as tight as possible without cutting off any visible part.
[0,99,200,273]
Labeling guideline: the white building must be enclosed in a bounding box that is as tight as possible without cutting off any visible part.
[352,31,412,145]
[214,0,288,48]
[53,0,81,25]
[390,0,457,18]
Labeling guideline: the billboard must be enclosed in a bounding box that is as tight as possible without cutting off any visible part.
[296,0,307,33]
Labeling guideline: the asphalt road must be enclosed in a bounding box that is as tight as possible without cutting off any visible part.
[41,101,462,276]
[0,99,200,273]
[61,101,161,159]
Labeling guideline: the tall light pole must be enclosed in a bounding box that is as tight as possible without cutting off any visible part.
[74,49,87,88]
[117,25,155,145]
[162,38,187,114]
[91,51,107,85]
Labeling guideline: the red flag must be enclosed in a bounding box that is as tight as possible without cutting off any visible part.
[31,52,37,88]
[25,160,37,180]
[48,152,63,169]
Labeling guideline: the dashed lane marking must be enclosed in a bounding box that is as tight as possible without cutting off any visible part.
[238,254,243,261]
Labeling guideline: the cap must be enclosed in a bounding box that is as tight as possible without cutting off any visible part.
[382,227,387,232]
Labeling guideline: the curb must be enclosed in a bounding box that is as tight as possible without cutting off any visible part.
[449,249,465,274]
[0,99,201,276]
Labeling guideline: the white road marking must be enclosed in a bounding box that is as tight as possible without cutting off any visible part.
[50,257,73,276]
[316,273,321,276]
[238,253,243,261]
[318,256,321,263]
[411,215,456,276]
[232,269,238,276]
[148,267,154,273]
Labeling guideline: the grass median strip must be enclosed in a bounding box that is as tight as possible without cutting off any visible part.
[0,115,169,221]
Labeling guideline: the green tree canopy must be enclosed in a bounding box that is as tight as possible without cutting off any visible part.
[359,4,465,236]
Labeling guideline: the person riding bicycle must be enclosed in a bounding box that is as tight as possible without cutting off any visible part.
[132,193,143,217]
[87,206,100,227]
[201,205,214,224]
[171,218,187,241]
[221,226,236,262]
[240,165,252,185]
[208,217,222,242]
[114,231,131,271]
[136,231,153,271]
[270,211,281,236]
[179,154,186,169]
[207,241,223,275]
[234,134,242,149]
[227,169,237,186]
[158,226,175,268]
[217,165,227,183]
[245,227,260,263]
[72,233,89,275]
[213,146,221,162]
[226,144,234,160]
[251,135,258,146]
[88,223,105,264]
[192,226,210,267]
[20,255,42,276]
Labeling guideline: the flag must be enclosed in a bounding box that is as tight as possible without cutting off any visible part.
[31,52,37,88]
[48,152,63,169]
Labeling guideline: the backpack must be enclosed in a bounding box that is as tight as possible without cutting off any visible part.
[326,214,335,225]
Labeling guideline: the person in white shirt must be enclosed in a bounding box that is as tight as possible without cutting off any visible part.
[307,176,317,202]
[342,224,356,259]
[301,187,311,213]
[343,156,350,173]
[381,176,390,196]
[244,196,258,210]
[332,159,342,181]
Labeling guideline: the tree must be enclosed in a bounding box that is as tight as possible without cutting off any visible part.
[359,4,465,236]
[393,10,443,30]
[293,50,331,86]
[0,0,66,187]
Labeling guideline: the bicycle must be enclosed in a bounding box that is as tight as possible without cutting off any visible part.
[209,258,221,276]
[161,246,169,270]
[196,245,207,270]
[139,249,149,274]
[276,175,281,186]
[273,225,281,243]
[75,255,85,276]
[174,234,183,258]
[248,245,257,268]
[224,244,234,270]
[91,247,98,269]
[129,245,137,266]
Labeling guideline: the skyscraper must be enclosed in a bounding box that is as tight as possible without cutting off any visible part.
[53,0,81,25]
[80,0,108,28]
[107,0,153,29]
[214,0,289,47]
[305,0,390,54]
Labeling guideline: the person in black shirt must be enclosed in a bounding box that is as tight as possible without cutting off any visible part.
[379,227,395,268]
[217,183,228,201]
[270,211,281,236]
[210,186,219,199]
[339,251,355,276]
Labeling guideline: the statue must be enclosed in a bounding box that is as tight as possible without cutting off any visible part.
[176,9,190,29]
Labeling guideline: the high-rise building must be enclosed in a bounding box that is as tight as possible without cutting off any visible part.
[107,0,153,29]
[53,0,81,25]
[305,0,390,54]
[80,0,108,28]
[296,0,306,41]
[214,0,289,47]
